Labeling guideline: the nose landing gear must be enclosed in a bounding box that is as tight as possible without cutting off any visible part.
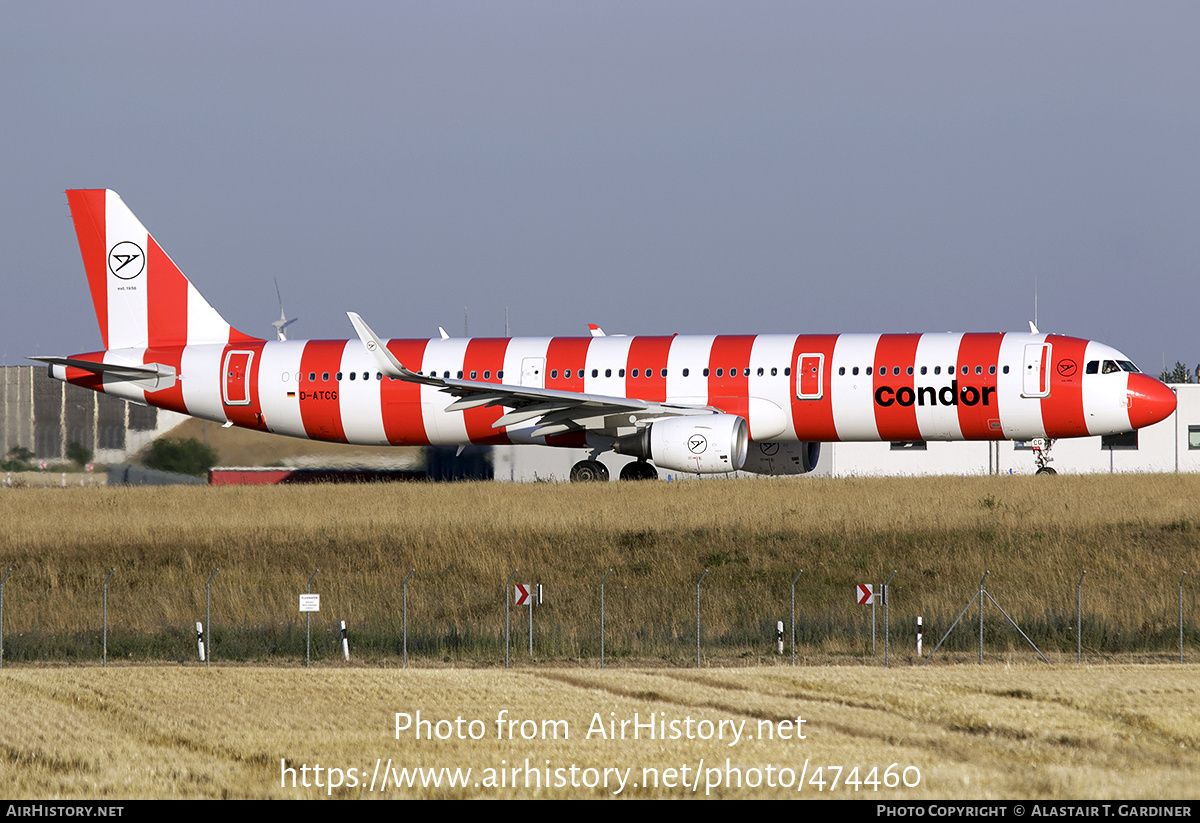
[1031,438,1057,475]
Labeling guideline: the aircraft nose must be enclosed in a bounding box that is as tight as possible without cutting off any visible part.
[1127,374,1177,429]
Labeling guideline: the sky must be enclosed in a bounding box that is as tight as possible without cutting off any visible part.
[3,2,1198,374]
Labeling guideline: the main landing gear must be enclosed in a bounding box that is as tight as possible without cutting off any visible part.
[619,460,658,481]
[1031,438,1057,475]
[569,459,609,482]
[568,459,660,482]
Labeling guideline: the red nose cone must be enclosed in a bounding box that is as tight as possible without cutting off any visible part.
[1127,374,1177,429]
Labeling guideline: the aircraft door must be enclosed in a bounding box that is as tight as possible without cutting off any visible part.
[796,353,824,400]
[521,357,545,388]
[223,350,254,406]
[1021,343,1051,398]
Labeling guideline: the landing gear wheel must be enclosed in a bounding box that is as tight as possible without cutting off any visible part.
[620,461,658,481]
[1030,437,1057,475]
[569,459,609,482]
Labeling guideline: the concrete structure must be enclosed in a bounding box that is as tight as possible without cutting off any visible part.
[496,384,1200,480]
[1,365,187,465]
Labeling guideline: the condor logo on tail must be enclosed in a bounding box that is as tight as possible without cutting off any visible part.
[107,241,144,279]
[875,380,997,408]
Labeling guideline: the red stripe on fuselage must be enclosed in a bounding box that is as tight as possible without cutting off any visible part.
[66,190,109,349]
[63,351,107,393]
[462,338,512,445]
[381,339,430,445]
[297,340,348,442]
[1040,335,1089,438]
[872,334,922,441]
[707,335,756,420]
[545,337,591,394]
[625,336,674,401]
[954,333,1004,440]
[790,335,839,441]
[146,237,189,348]
[143,346,187,415]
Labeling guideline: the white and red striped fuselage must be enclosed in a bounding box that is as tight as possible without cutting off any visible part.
[42,189,1177,476]
[56,330,1173,448]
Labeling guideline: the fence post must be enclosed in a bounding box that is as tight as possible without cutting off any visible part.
[695,569,709,668]
[306,569,319,669]
[103,568,115,668]
[206,568,219,667]
[1176,578,1185,667]
[791,570,803,666]
[1077,570,1087,665]
[505,569,517,669]
[978,571,988,665]
[600,569,613,669]
[403,568,415,668]
[883,570,897,667]
[0,567,11,669]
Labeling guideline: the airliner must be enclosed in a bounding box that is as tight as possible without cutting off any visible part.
[33,190,1177,480]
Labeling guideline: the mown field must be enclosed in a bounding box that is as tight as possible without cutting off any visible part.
[1,664,1197,799]
[0,474,1197,665]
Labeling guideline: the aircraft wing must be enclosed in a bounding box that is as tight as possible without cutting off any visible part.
[348,313,716,437]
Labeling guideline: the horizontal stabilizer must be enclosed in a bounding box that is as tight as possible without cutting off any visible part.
[30,356,177,392]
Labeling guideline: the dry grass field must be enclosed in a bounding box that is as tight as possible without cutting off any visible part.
[0,474,1196,664]
[0,664,1197,799]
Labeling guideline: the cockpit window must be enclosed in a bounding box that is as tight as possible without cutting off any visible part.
[1086,361,1099,375]
[1102,360,1120,374]
[1117,360,1139,373]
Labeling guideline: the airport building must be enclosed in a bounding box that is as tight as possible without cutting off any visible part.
[1,365,186,465]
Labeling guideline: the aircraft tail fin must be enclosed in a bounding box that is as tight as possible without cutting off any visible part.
[65,190,260,350]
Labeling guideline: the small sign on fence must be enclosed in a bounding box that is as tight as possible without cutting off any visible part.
[857,584,874,605]
[299,594,320,612]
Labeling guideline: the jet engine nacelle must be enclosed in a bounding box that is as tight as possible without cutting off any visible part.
[615,414,749,474]
[740,441,821,475]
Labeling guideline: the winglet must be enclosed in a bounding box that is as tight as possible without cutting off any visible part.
[346,312,441,386]
[1029,321,1040,334]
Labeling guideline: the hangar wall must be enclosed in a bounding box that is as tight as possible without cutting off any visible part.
[0,365,187,464]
